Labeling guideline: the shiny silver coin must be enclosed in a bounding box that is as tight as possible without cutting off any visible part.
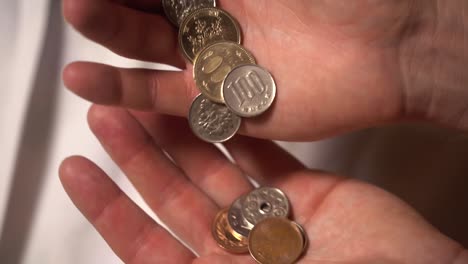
[189,94,241,143]
[241,187,289,226]
[162,0,216,26]
[228,196,253,238]
[222,64,276,118]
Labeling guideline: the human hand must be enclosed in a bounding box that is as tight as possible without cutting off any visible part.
[62,0,468,141]
[59,105,467,263]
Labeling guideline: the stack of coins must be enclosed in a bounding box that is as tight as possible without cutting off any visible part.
[212,187,308,264]
[163,0,276,143]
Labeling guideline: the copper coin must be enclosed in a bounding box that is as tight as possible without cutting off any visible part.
[212,208,249,254]
[194,41,255,103]
[248,218,304,264]
[179,8,241,63]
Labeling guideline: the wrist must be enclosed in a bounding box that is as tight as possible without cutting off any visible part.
[400,0,468,130]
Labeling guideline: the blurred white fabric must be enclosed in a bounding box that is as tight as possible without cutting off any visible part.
[1,1,467,264]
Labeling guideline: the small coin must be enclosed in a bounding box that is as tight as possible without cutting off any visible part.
[242,187,290,226]
[179,8,242,63]
[228,195,254,238]
[248,218,304,264]
[162,0,216,26]
[212,208,249,254]
[188,94,241,143]
[194,41,256,103]
[222,64,276,117]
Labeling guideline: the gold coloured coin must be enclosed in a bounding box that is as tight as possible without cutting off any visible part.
[179,8,242,63]
[194,42,255,103]
[248,218,304,264]
[212,208,249,254]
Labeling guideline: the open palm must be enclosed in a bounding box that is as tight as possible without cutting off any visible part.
[63,0,422,141]
[60,105,465,264]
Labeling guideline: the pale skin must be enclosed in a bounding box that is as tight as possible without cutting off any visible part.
[60,0,468,263]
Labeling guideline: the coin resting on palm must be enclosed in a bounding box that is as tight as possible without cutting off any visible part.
[194,42,256,103]
[248,218,305,264]
[228,195,253,238]
[179,8,241,63]
[162,0,216,26]
[241,187,290,226]
[188,94,241,143]
[213,187,307,263]
[212,209,249,254]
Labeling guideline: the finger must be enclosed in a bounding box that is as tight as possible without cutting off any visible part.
[63,0,184,67]
[63,62,197,116]
[132,112,253,207]
[87,105,220,255]
[59,156,195,263]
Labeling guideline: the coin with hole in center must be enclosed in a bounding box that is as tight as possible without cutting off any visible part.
[241,187,289,226]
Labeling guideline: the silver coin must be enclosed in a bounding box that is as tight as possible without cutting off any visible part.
[241,187,289,226]
[222,64,276,118]
[162,0,216,26]
[188,94,241,143]
[228,196,253,238]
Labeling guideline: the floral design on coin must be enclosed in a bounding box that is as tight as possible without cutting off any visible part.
[189,94,241,143]
[228,196,253,238]
[194,42,256,103]
[241,187,289,226]
[162,0,216,26]
[179,8,241,63]
[212,209,249,254]
[223,64,276,117]
[248,218,304,264]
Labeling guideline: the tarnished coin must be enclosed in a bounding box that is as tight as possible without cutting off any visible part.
[162,0,216,26]
[212,208,249,254]
[189,94,241,143]
[248,218,304,264]
[242,187,289,226]
[228,195,253,238]
[194,42,255,103]
[222,64,276,117]
[179,8,242,63]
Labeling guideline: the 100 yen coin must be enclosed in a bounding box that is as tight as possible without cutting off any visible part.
[223,64,276,117]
